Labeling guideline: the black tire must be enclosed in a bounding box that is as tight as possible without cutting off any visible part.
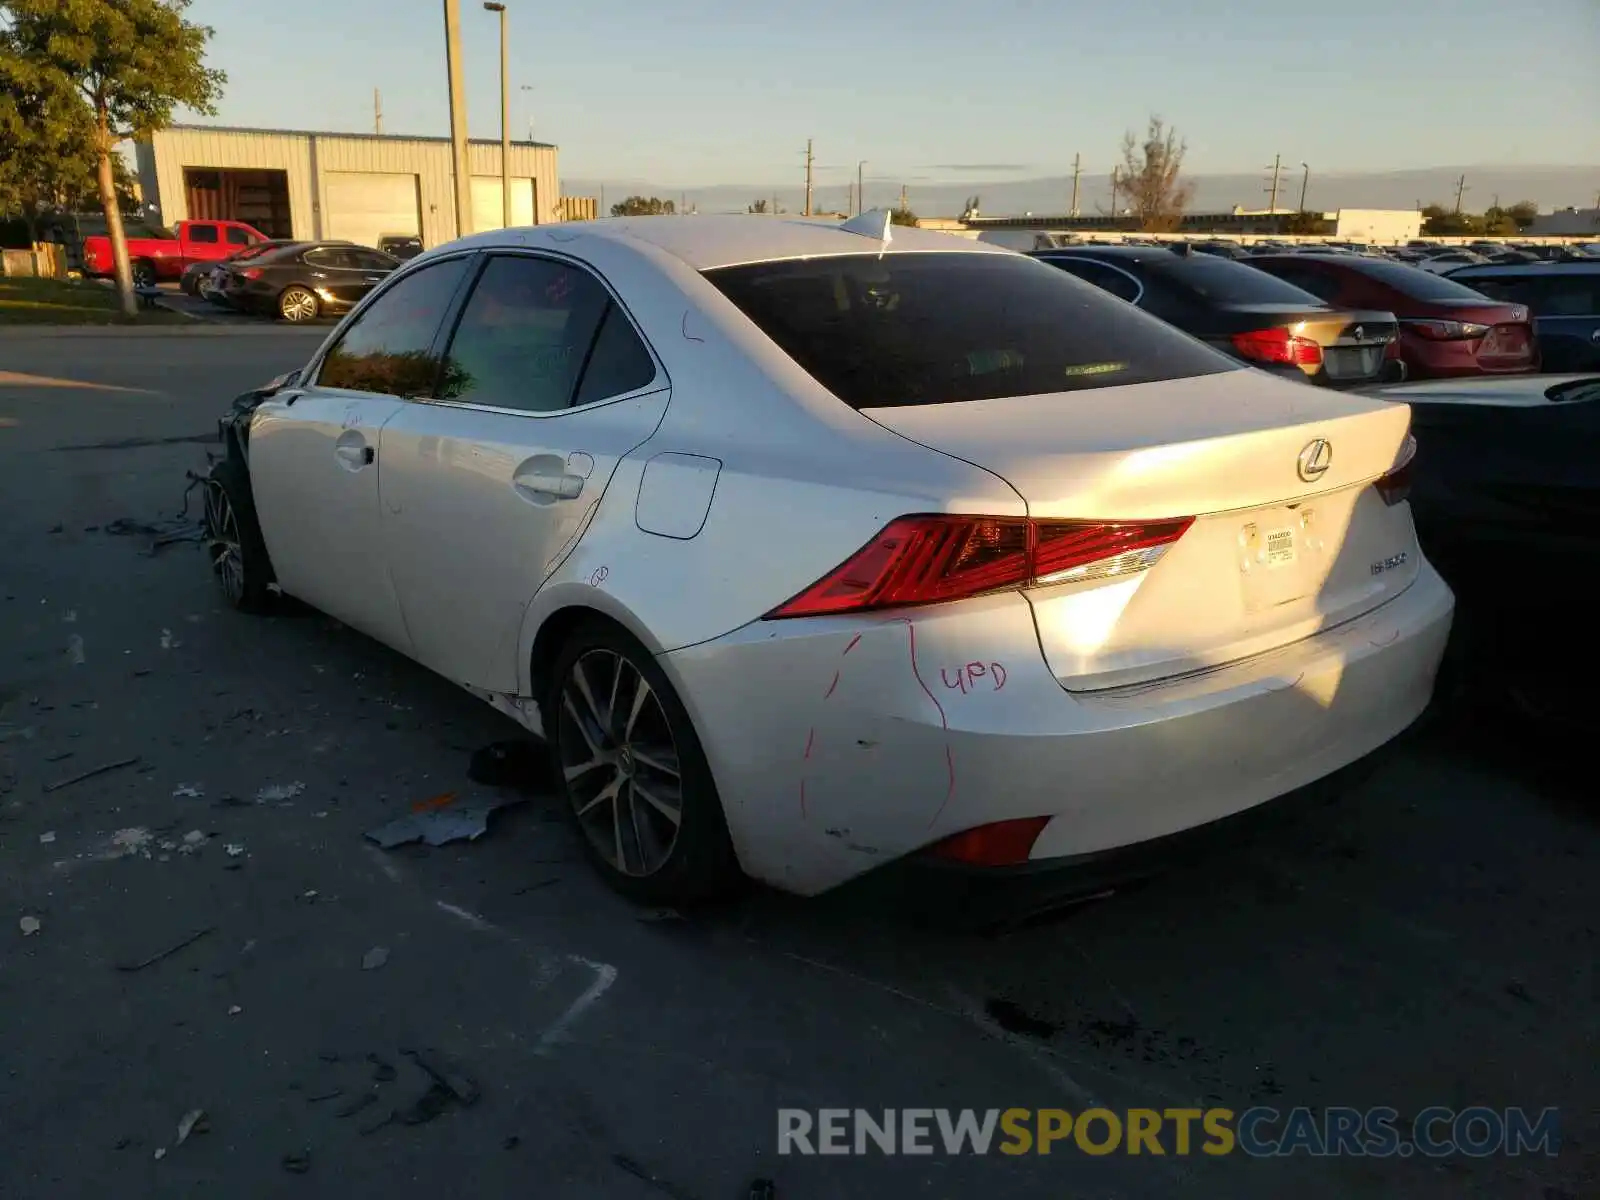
[202,456,275,614]
[277,286,319,323]
[131,260,157,289]
[543,620,740,905]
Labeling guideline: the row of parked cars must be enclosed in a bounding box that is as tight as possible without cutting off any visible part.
[1026,241,1600,380]
[194,210,1595,911]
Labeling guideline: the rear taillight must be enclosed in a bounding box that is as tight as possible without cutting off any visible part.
[1230,328,1324,367]
[239,267,263,280]
[1402,319,1490,341]
[1374,434,1416,506]
[922,816,1052,867]
[765,514,1195,619]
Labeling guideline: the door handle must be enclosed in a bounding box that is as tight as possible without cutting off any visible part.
[513,471,584,500]
[335,443,374,467]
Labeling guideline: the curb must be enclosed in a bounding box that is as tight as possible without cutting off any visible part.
[0,324,326,338]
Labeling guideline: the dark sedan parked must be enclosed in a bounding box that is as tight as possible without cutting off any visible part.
[1030,243,1400,387]
[1442,262,1600,373]
[216,241,399,322]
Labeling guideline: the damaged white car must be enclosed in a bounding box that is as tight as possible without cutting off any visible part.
[203,213,1453,906]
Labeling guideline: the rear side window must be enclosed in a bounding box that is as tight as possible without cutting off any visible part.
[703,252,1233,409]
[225,227,252,246]
[1344,258,1491,301]
[187,225,219,244]
[1159,256,1326,305]
[317,256,472,396]
[1039,257,1142,303]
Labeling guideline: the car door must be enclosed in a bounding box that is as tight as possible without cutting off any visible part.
[246,253,476,652]
[300,247,382,308]
[378,251,669,692]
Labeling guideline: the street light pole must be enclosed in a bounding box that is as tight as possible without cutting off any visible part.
[1299,162,1310,212]
[857,160,866,215]
[484,2,511,229]
[442,0,473,238]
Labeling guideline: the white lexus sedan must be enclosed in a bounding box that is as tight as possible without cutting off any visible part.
[201,212,1454,904]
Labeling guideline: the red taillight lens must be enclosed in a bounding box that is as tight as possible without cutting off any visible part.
[239,267,263,280]
[765,514,1195,619]
[922,816,1052,867]
[1374,434,1416,506]
[1230,327,1324,367]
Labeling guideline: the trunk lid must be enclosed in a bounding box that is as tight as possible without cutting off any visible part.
[863,369,1420,690]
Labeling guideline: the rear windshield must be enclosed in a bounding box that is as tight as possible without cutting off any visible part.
[703,252,1234,409]
[1345,258,1511,301]
[1157,256,1327,305]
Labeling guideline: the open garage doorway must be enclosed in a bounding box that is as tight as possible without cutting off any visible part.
[183,168,292,238]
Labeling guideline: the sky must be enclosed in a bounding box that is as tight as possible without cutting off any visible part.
[185,0,1600,190]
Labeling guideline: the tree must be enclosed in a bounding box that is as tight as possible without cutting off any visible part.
[747,198,768,214]
[1282,211,1329,236]
[610,196,675,217]
[889,209,919,227]
[1,0,225,316]
[1118,115,1195,232]
[0,67,97,240]
[1507,200,1539,230]
[1421,203,1481,237]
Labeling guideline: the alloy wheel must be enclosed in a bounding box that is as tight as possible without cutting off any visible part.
[202,479,245,603]
[556,648,684,878]
[279,288,317,322]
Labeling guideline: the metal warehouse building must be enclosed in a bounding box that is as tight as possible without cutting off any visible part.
[133,124,560,251]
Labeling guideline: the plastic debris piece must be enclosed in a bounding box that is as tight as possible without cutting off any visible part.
[361,946,389,971]
[281,1150,311,1174]
[153,1147,166,1160]
[228,1005,242,1015]
[179,830,207,854]
[172,784,204,799]
[160,629,180,650]
[255,781,306,803]
[39,831,56,844]
[19,915,41,936]
[224,843,245,857]
[175,1109,207,1145]
[43,755,139,793]
[410,791,458,813]
[364,795,526,849]
[115,926,214,972]
[336,1091,379,1119]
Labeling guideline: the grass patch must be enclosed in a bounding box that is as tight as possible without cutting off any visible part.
[0,276,190,325]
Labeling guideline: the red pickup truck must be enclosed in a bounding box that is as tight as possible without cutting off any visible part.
[82,219,270,288]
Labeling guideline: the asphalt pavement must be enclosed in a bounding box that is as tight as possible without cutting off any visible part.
[0,330,1594,1200]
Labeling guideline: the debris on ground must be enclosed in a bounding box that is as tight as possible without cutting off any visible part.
[467,739,552,790]
[66,634,85,666]
[39,831,56,844]
[402,1049,480,1106]
[224,843,245,857]
[43,755,140,794]
[19,915,41,936]
[175,1109,208,1146]
[104,826,155,860]
[179,830,208,854]
[171,783,203,799]
[365,794,526,849]
[255,781,306,803]
[280,1150,311,1174]
[410,791,458,813]
[636,907,683,924]
[227,1005,242,1016]
[115,926,214,972]
[102,516,205,557]
[361,946,389,971]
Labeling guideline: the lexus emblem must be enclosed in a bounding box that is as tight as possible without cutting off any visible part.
[1297,438,1333,482]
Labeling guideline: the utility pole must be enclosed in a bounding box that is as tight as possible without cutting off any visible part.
[483,3,511,230]
[1069,152,1081,217]
[803,139,815,217]
[899,184,908,214]
[857,160,866,215]
[1109,165,1120,217]
[846,182,854,217]
[1453,174,1468,214]
[442,0,473,238]
[374,89,383,135]
[1298,163,1310,212]
[1264,154,1282,212]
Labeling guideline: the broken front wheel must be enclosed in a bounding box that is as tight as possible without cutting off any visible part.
[203,457,275,613]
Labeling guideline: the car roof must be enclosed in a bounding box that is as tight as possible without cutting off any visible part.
[452,214,1015,271]
[1449,261,1600,276]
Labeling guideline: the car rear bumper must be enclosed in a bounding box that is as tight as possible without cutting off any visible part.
[1399,332,1537,378]
[662,561,1454,896]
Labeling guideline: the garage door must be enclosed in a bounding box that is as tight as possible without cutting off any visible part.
[323,172,421,250]
[470,176,535,232]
